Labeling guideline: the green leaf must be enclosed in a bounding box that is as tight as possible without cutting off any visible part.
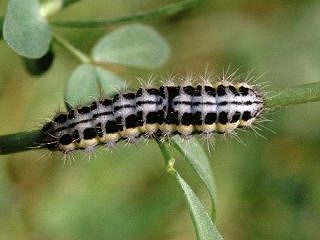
[65,64,100,107]
[95,66,126,97]
[174,172,223,240]
[65,65,126,107]
[3,0,51,58]
[172,136,217,219]
[92,24,170,69]
[157,141,223,240]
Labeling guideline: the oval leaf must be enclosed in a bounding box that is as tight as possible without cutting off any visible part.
[172,136,217,219]
[92,24,170,69]
[3,0,51,58]
[95,66,126,97]
[175,172,223,240]
[65,64,100,107]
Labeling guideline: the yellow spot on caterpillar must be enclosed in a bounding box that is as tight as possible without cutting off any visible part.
[239,118,256,127]
[196,124,216,133]
[225,122,239,133]
[99,133,120,143]
[216,123,227,133]
[177,125,194,135]
[160,124,176,135]
[60,143,76,152]
[77,139,98,148]
[120,128,140,138]
[140,124,159,134]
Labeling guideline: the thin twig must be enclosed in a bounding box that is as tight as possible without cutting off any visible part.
[50,0,201,28]
[52,32,92,64]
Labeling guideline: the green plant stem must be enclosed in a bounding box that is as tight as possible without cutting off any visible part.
[0,17,3,39]
[62,0,81,7]
[0,131,41,155]
[157,140,176,174]
[52,32,92,64]
[1,81,320,155]
[265,81,320,109]
[50,0,201,28]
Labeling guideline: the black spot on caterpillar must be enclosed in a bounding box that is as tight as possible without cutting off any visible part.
[38,76,265,154]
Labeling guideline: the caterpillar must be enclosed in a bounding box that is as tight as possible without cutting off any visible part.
[39,77,265,153]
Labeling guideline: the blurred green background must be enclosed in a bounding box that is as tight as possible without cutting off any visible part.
[1,0,320,239]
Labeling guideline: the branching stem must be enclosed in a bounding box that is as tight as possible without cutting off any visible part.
[52,32,92,64]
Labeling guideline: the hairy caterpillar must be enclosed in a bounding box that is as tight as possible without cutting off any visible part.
[39,76,265,153]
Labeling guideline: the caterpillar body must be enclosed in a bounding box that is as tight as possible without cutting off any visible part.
[39,80,264,153]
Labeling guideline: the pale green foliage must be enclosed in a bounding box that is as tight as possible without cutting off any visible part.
[92,24,170,69]
[3,0,51,58]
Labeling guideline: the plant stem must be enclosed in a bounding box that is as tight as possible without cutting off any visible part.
[0,17,3,39]
[157,140,176,174]
[62,0,82,8]
[51,32,92,64]
[0,131,41,155]
[265,81,320,109]
[1,81,320,155]
[50,0,201,28]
